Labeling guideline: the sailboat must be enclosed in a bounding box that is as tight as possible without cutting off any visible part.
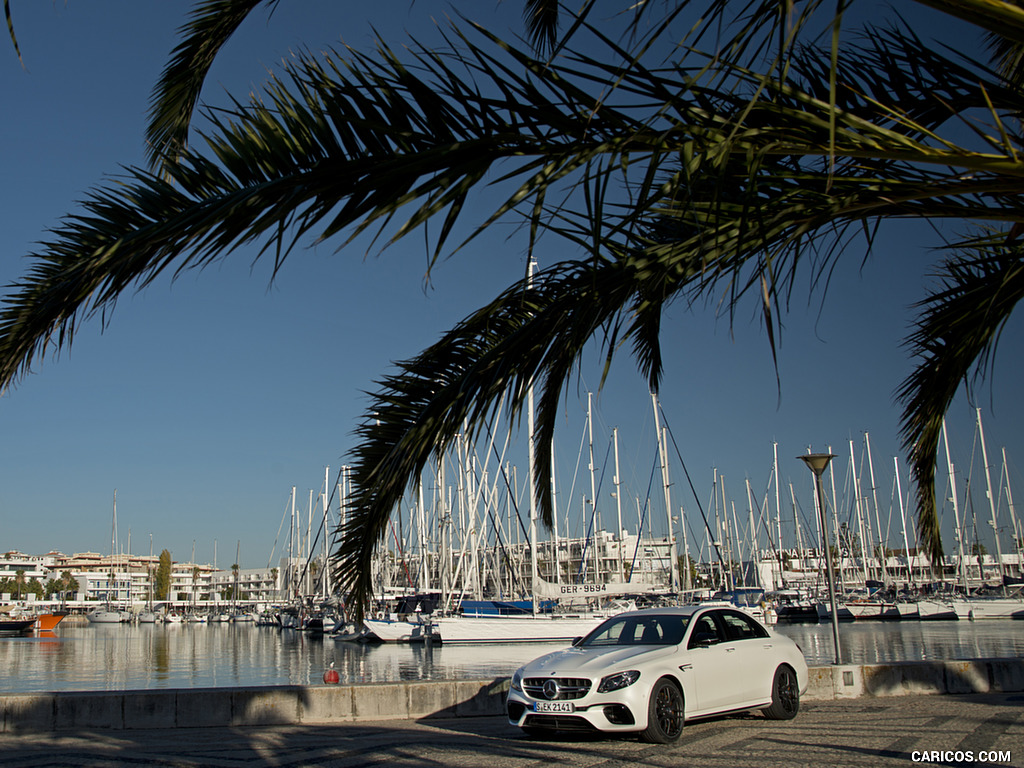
[918,414,1024,620]
[363,370,677,644]
[87,491,131,624]
[428,579,646,644]
[427,389,662,644]
[138,535,159,623]
[942,411,1024,619]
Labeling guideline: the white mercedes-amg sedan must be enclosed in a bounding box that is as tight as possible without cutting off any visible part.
[506,604,808,743]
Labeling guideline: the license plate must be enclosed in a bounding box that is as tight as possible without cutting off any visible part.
[534,701,575,713]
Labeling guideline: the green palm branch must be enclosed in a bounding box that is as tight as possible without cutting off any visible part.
[898,240,1024,561]
[3,1,1024,610]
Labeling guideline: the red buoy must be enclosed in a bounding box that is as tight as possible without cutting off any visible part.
[323,662,340,684]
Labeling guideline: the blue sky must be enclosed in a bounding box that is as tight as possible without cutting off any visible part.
[2,2,1022,571]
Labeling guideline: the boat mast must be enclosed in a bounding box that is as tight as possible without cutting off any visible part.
[1001,447,1022,577]
[587,392,599,584]
[550,441,562,586]
[746,478,759,588]
[110,490,118,609]
[864,432,889,585]
[289,486,296,600]
[613,427,625,582]
[680,502,691,591]
[722,474,735,590]
[894,456,915,588]
[323,466,331,599]
[148,533,154,611]
[436,458,450,612]
[976,408,1005,586]
[826,445,845,594]
[849,439,869,585]
[942,419,969,589]
[417,474,428,594]
[773,442,785,589]
[730,496,743,586]
[527,258,539,612]
[651,393,680,593]
[789,483,804,575]
[190,540,196,613]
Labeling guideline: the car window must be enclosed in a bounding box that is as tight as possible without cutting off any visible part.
[719,610,769,640]
[687,614,723,648]
[581,614,690,646]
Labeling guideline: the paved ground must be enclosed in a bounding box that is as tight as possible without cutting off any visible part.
[0,692,1021,767]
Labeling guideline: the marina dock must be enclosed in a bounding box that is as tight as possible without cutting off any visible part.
[2,658,1022,733]
[0,689,1020,767]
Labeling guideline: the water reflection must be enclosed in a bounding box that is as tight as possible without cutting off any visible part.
[0,621,1021,693]
[774,621,1024,665]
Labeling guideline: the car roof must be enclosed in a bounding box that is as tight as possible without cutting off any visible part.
[610,604,728,618]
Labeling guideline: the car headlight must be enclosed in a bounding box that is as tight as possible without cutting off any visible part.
[597,670,640,693]
[510,667,524,691]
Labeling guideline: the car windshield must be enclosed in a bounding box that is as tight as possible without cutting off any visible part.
[579,614,690,647]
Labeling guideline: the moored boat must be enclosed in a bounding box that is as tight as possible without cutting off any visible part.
[34,613,67,632]
[0,617,37,634]
[86,606,130,623]
[362,615,433,643]
[429,610,613,644]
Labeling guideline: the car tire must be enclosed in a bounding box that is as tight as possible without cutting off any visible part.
[762,664,799,720]
[639,678,684,743]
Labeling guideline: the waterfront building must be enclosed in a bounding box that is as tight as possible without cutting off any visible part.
[208,565,281,604]
[0,550,54,583]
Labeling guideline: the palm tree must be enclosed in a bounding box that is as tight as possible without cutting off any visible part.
[3,1,1024,615]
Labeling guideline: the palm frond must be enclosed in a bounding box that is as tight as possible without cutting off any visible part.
[523,0,565,53]
[5,4,1024,608]
[5,0,22,65]
[146,0,275,172]
[914,0,1024,46]
[897,239,1024,565]
[335,254,688,615]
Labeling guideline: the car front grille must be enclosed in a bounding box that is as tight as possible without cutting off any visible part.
[523,714,597,732]
[522,677,591,700]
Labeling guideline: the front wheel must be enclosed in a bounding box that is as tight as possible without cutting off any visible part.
[762,664,799,720]
[639,678,684,743]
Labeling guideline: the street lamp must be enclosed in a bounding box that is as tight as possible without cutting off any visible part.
[798,452,842,665]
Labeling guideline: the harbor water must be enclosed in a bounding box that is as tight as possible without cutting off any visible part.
[1,619,1022,694]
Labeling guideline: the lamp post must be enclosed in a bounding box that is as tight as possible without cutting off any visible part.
[798,452,842,665]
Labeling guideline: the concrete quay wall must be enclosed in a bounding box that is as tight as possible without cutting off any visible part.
[3,658,1022,733]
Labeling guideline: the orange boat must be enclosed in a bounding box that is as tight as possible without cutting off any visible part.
[33,613,66,632]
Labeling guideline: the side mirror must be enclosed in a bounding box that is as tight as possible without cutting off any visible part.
[571,636,583,647]
[689,631,718,648]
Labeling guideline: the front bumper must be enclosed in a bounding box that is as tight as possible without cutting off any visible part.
[506,688,647,734]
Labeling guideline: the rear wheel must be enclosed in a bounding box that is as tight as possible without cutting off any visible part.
[639,678,684,743]
[762,665,799,720]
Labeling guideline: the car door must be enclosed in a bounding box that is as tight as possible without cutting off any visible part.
[713,609,776,709]
[681,610,736,715]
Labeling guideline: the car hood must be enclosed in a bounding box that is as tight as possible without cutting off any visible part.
[522,644,676,676]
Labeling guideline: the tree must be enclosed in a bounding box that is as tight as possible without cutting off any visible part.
[45,570,77,600]
[3,1,1024,617]
[155,549,173,601]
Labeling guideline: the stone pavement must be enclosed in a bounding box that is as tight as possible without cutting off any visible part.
[0,692,1020,768]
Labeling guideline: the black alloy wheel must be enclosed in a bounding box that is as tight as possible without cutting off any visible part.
[762,664,800,720]
[639,678,684,743]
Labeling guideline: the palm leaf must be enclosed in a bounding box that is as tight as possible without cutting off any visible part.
[5,3,1024,605]
[4,0,21,65]
[146,0,276,172]
[897,240,1024,565]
